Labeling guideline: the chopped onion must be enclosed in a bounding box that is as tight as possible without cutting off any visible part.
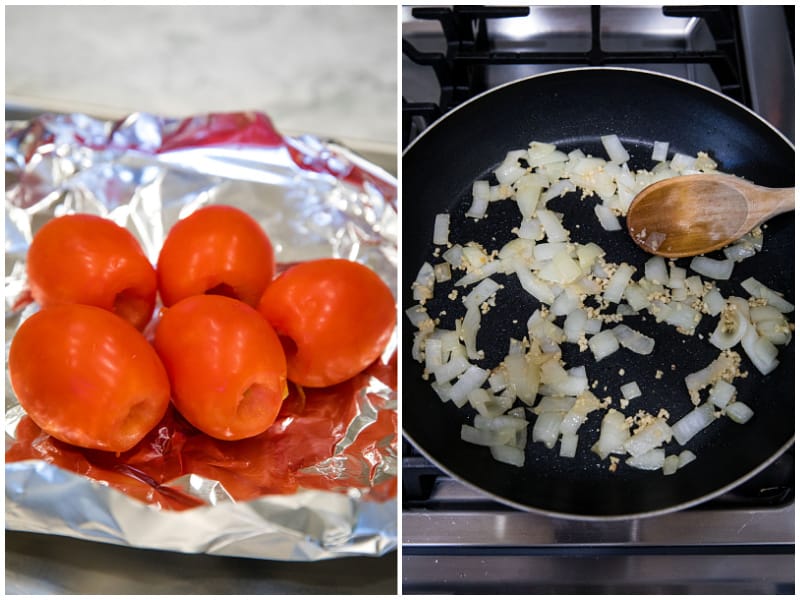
[741,325,779,375]
[601,134,630,164]
[623,418,672,457]
[626,448,666,471]
[690,256,734,280]
[559,433,579,458]
[531,410,567,449]
[433,213,450,245]
[463,277,501,309]
[591,409,630,459]
[709,301,749,350]
[612,324,655,355]
[433,354,470,384]
[461,424,515,447]
[490,444,525,467]
[620,381,642,400]
[448,365,490,406]
[604,263,636,304]
[725,401,754,424]
[587,329,620,361]
[708,379,736,408]
[671,402,716,445]
[537,209,569,242]
[662,453,680,475]
[594,203,622,231]
[494,150,528,185]
[741,277,795,313]
[644,255,669,284]
[677,449,697,468]
[652,141,669,162]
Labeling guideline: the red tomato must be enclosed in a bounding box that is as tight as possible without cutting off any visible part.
[153,295,288,441]
[8,304,171,453]
[26,214,157,330]
[156,205,275,308]
[257,258,396,388]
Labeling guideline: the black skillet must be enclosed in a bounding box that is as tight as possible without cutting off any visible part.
[402,68,794,519]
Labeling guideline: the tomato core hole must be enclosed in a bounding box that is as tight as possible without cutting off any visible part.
[119,400,149,438]
[238,383,270,420]
[113,289,150,330]
[205,283,238,299]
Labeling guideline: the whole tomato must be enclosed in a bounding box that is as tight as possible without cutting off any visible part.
[156,205,275,308]
[8,304,171,453]
[26,214,157,330]
[257,258,396,388]
[153,295,288,441]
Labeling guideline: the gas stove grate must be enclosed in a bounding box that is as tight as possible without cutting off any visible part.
[402,5,753,147]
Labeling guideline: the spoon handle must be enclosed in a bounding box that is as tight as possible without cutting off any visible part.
[744,186,794,232]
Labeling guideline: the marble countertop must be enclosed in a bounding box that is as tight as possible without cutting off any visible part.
[6,5,397,170]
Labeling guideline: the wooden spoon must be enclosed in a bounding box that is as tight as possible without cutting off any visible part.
[626,174,794,258]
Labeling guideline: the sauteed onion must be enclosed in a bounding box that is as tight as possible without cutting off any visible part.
[408,135,794,474]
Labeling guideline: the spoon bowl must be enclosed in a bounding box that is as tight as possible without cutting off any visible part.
[626,174,794,258]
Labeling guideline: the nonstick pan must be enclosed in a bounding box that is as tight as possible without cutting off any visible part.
[402,67,794,519]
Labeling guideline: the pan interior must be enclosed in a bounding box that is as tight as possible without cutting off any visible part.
[402,69,794,518]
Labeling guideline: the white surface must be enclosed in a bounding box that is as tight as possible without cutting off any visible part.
[6,5,397,149]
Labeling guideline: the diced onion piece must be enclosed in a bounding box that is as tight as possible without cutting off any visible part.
[708,301,749,349]
[663,453,680,475]
[623,418,672,457]
[671,402,716,445]
[563,308,588,344]
[515,173,544,218]
[668,264,686,289]
[462,277,500,309]
[535,396,576,414]
[503,353,540,406]
[591,409,630,459]
[461,424,514,447]
[448,365,489,406]
[461,305,482,361]
[690,256,734,280]
[652,141,669,162]
[541,179,576,203]
[725,401,754,424]
[724,241,757,262]
[537,209,569,242]
[442,244,464,268]
[704,288,726,316]
[539,250,583,284]
[612,324,655,355]
[670,152,696,172]
[601,134,630,164]
[531,411,565,449]
[620,381,642,400]
[741,325,779,375]
[424,337,444,372]
[494,150,528,185]
[433,354,470,383]
[433,262,452,283]
[474,414,528,432]
[469,388,514,418]
[604,263,636,304]
[708,379,737,408]
[626,448,666,471]
[594,203,622,231]
[588,329,620,361]
[405,304,432,330]
[412,262,435,301]
[515,266,556,304]
[490,444,525,467]
[433,213,450,245]
[466,194,490,220]
[644,255,669,284]
[559,433,579,458]
[741,277,795,313]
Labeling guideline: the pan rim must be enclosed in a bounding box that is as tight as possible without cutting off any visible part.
[401,64,795,520]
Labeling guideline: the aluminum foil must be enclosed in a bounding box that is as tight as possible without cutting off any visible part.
[5,111,397,561]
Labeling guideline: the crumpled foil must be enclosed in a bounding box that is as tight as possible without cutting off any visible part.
[5,111,397,561]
